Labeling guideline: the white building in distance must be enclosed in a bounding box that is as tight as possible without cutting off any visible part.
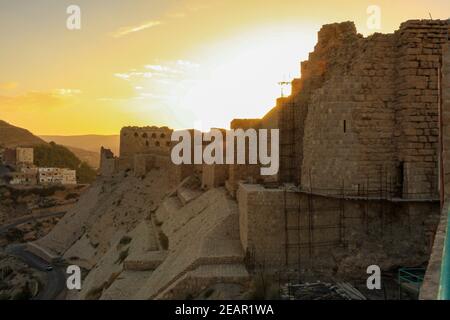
[38,167,77,185]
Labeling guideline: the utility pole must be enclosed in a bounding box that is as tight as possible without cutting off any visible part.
[278,81,290,97]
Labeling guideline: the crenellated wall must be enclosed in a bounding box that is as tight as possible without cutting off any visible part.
[120,126,173,159]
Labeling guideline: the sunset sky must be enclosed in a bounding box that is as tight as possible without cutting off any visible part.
[1,0,449,135]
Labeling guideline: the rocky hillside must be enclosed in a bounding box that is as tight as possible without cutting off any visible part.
[0,120,99,169]
[64,146,99,170]
[0,121,97,181]
[40,135,120,156]
[33,169,249,300]
[0,120,46,148]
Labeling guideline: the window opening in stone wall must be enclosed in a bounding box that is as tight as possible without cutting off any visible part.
[396,161,405,198]
[343,120,347,133]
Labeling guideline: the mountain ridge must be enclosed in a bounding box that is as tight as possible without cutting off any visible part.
[0,120,99,169]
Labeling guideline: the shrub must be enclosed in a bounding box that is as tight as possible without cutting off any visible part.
[34,143,96,184]
[119,236,132,246]
[86,286,104,300]
[158,232,169,250]
[245,272,280,300]
[116,248,129,264]
[0,293,10,300]
[12,284,32,300]
[5,228,24,242]
[65,193,79,200]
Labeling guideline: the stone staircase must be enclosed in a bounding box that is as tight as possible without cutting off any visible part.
[155,264,249,299]
[124,250,168,271]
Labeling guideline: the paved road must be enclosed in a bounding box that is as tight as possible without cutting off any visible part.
[0,211,66,235]
[5,244,66,300]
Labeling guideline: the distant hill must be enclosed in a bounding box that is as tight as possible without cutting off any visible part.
[0,120,100,169]
[34,142,97,184]
[39,135,120,155]
[0,120,46,148]
[64,146,100,169]
[0,120,97,183]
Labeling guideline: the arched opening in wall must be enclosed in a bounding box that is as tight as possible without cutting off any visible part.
[134,132,138,138]
[151,133,157,139]
[142,133,148,138]
[166,141,171,147]
[160,133,166,138]
[396,161,405,197]
[343,120,347,133]
[155,141,160,147]
[146,140,149,147]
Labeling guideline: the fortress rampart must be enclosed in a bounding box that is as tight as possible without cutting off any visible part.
[98,20,450,283]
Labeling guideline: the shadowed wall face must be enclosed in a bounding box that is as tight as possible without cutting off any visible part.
[442,44,450,197]
[279,21,450,200]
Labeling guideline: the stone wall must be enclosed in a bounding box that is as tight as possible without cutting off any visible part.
[237,184,286,269]
[443,44,450,196]
[201,163,228,190]
[421,43,450,299]
[278,20,450,200]
[238,182,439,272]
[99,147,117,177]
[394,20,448,199]
[134,154,171,177]
[226,116,279,196]
[120,126,173,159]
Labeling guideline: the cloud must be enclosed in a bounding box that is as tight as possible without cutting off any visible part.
[0,82,19,90]
[116,60,199,83]
[54,88,82,96]
[111,20,162,38]
[0,89,79,110]
[112,59,201,104]
[110,4,210,39]
[114,72,152,81]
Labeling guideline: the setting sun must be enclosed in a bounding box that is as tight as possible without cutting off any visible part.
[1,0,449,134]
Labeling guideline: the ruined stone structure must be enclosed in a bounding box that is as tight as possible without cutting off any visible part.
[120,126,173,159]
[443,43,450,198]
[201,163,228,190]
[226,110,280,196]
[98,20,449,282]
[238,20,450,271]
[421,43,450,299]
[116,126,174,179]
[278,20,449,200]
[99,147,118,177]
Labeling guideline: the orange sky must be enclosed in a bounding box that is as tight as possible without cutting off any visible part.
[0,0,449,135]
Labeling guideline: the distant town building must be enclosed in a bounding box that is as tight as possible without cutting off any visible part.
[17,163,38,175]
[16,147,33,165]
[1,147,77,186]
[38,168,77,185]
[3,148,17,167]
[9,172,37,185]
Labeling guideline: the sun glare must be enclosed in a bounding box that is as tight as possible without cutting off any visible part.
[131,24,317,130]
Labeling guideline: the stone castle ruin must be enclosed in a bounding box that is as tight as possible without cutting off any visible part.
[54,20,450,298]
[93,20,450,297]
